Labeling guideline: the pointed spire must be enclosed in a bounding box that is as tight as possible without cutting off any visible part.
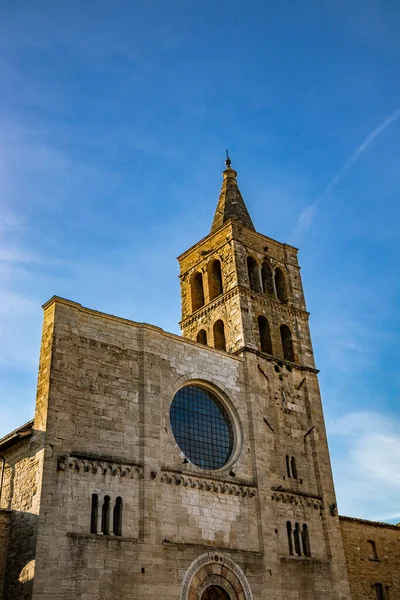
[210,153,255,233]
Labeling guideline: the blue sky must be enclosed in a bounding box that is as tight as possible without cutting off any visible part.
[1,0,400,521]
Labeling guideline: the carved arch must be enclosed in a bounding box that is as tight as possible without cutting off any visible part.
[181,552,253,600]
[197,576,237,599]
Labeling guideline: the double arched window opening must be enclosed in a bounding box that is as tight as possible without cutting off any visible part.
[257,318,295,362]
[196,319,227,351]
[190,259,224,314]
[286,455,298,479]
[247,256,288,304]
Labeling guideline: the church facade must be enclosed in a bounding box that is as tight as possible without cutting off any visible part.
[0,160,398,600]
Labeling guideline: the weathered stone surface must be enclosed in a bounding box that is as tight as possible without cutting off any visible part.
[0,510,10,599]
[340,516,400,600]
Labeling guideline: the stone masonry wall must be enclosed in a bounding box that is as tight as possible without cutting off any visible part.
[28,296,352,600]
[340,516,400,599]
[0,438,42,600]
[242,349,350,600]
[31,298,265,600]
[0,510,10,599]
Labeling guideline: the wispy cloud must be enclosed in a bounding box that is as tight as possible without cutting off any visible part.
[292,107,400,244]
[329,411,400,521]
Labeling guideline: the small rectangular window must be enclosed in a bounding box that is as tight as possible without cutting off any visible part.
[368,540,379,561]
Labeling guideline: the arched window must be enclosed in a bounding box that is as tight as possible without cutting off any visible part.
[286,455,291,478]
[196,329,207,345]
[101,495,110,535]
[302,524,311,557]
[291,456,298,479]
[113,497,123,536]
[285,455,298,478]
[247,256,261,292]
[368,540,379,561]
[201,586,230,600]
[90,493,98,533]
[275,268,287,303]
[286,521,293,555]
[208,259,223,300]
[261,261,274,296]
[280,324,295,362]
[213,320,226,351]
[294,522,301,556]
[258,316,272,354]
[372,584,386,600]
[191,272,205,312]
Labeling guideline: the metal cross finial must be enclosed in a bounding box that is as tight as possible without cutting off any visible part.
[225,149,231,168]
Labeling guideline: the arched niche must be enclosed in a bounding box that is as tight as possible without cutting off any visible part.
[196,329,207,345]
[280,324,295,362]
[208,259,223,301]
[275,267,287,303]
[213,320,226,351]
[247,256,261,293]
[257,316,272,354]
[191,272,205,312]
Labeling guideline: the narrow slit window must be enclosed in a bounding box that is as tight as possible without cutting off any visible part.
[90,493,98,534]
[291,456,298,479]
[101,495,110,535]
[286,455,291,478]
[113,496,123,536]
[368,540,379,560]
[286,521,293,555]
[196,329,207,345]
[302,524,311,557]
[294,522,301,556]
[213,320,226,351]
[258,316,272,354]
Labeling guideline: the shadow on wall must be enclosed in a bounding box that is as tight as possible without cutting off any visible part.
[4,511,38,600]
[0,427,44,600]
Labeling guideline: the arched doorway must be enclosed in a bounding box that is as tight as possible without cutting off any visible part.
[181,552,253,600]
[201,586,230,600]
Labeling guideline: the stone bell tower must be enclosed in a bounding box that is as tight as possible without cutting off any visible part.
[178,157,352,600]
[178,156,314,371]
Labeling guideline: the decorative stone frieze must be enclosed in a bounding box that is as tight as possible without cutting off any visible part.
[271,488,324,511]
[180,288,240,327]
[57,454,143,479]
[160,470,257,497]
